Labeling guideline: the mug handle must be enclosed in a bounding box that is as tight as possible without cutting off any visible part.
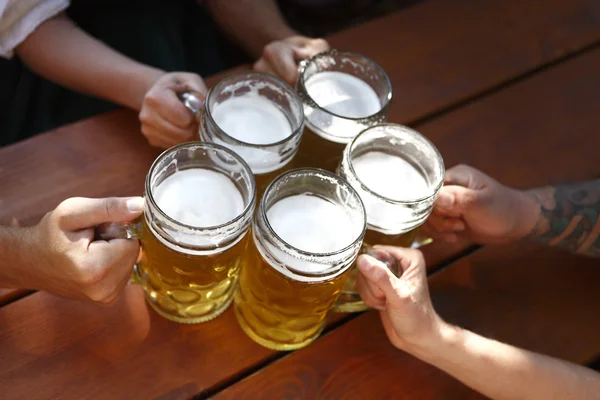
[178,92,205,121]
[94,219,144,284]
[332,236,434,313]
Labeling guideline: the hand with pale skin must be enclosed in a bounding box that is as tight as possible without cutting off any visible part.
[422,164,540,244]
[355,246,442,350]
[355,246,600,400]
[139,72,207,148]
[0,197,144,304]
[254,36,330,85]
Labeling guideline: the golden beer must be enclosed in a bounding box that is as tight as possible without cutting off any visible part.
[137,217,249,323]
[135,143,256,323]
[234,169,366,350]
[294,50,392,172]
[200,72,304,196]
[335,124,445,312]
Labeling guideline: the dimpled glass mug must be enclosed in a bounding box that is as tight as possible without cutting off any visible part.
[181,72,304,196]
[234,168,367,350]
[334,124,445,312]
[294,50,393,173]
[97,142,256,323]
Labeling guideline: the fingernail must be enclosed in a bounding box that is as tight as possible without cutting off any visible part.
[126,197,145,213]
[436,192,454,210]
[357,254,376,274]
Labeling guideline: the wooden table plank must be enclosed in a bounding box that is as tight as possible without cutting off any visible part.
[2,0,600,227]
[214,243,600,400]
[0,1,598,398]
[327,0,600,124]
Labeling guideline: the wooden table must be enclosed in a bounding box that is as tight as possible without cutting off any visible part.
[1,0,599,398]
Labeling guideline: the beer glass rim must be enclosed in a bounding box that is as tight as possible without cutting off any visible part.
[345,123,445,205]
[204,71,304,148]
[297,49,393,122]
[145,141,257,231]
[260,167,367,258]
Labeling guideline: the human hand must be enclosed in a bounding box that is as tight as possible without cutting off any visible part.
[23,197,144,304]
[422,165,539,245]
[253,36,330,85]
[355,246,443,350]
[139,72,207,148]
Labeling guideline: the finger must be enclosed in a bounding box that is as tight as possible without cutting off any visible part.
[87,238,139,304]
[262,41,298,85]
[140,108,197,143]
[426,214,465,234]
[253,58,276,75]
[370,246,425,278]
[356,254,400,300]
[56,197,144,231]
[433,185,476,217]
[355,271,386,310]
[141,124,191,148]
[293,38,330,59]
[444,164,477,187]
[142,127,181,148]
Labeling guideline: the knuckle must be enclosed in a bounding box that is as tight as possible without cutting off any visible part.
[263,43,278,58]
[102,197,120,220]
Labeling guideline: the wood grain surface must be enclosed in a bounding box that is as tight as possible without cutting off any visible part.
[214,243,600,400]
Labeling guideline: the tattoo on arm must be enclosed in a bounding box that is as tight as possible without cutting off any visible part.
[528,180,600,257]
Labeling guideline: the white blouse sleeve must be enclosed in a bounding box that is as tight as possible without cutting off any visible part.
[0,0,70,59]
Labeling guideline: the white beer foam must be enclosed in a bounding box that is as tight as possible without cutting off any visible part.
[352,151,430,201]
[305,71,381,118]
[154,168,244,227]
[212,93,292,145]
[348,151,431,233]
[262,193,357,278]
[304,71,382,143]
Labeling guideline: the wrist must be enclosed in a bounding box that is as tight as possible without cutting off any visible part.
[403,319,463,363]
[511,188,542,240]
[122,65,165,111]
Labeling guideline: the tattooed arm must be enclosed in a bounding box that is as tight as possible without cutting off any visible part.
[423,165,600,257]
[528,181,600,257]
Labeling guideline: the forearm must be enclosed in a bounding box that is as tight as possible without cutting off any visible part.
[408,322,600,400]
[16,13,164,111]
[205,0,297,58]
[0,226,35,288]
[525,180,600,257]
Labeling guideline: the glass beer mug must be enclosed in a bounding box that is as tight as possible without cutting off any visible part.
[98,142,256,323]
[335,124,445,312]
[294,50,393,172]
[234,168,367,350]
[186,72,304,196]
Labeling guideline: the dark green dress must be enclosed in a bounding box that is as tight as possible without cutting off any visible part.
[0,0,238,147]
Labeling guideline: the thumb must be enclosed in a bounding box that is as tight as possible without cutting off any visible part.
[356,254,400,302]
[433,185,476,217]
[57,197,144,231]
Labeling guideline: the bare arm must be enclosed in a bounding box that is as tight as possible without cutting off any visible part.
[204,0,296,58]
[357,247,600,400]
[528,180,600,257]
[16,13,163,111]
[0,226,35,288]
[410,323,600,400]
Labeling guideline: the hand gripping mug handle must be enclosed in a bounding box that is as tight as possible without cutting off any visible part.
[94,219,144,284]
[178,92,205,121]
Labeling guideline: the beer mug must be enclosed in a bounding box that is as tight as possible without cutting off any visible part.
[234,168,367,350]
[195,72,304,195]
[334,124,445,312]
[98,143,256,323]
[295,50,393,172]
